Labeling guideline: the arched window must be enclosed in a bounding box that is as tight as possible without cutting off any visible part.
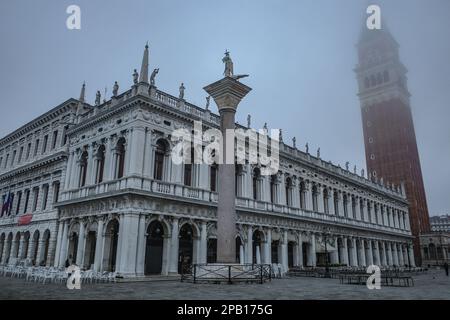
[154,139,168,181]
[252,168,261,200]
[115,138,126,179]
[285,177,292,207]
[79,151,88,187]
[95,145,106,184]
[270,174,277,203]
[299,181,306,209]
[351,196,356,219]
[184,148,194,186]
[323,187,329,213]
[333,191,339,215]
[312,184,318,212]
[343,194,348,217]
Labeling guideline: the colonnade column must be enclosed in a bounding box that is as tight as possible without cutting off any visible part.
[59,221,69,267]
[280,230,288,271]
[75,222,86,266]
[246,226,253,264]
[297,232,303,267]
[342,237,349,266]
[93,218,104,272]
[408,245,416,267]
[264,229,272,264]
[200,221,207,264]
[351,238,358,266]
[169,218,179,274]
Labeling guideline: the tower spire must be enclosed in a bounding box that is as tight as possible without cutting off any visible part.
[139,43,149,83]
[79,81,86,103]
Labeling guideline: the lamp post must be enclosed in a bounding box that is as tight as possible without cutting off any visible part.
[321,226,331,278]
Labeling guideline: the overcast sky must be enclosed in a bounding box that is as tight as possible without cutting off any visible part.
[0,0,449,215]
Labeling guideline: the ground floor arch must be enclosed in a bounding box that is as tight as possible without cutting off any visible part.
[103,219,119,272]
[144,220,165,275]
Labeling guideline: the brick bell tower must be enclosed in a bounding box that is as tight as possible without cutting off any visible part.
[355,26,430,265]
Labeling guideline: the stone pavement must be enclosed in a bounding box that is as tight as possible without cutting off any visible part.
[0,269,449,300]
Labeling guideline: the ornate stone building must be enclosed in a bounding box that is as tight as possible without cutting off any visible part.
[0,45,415,278]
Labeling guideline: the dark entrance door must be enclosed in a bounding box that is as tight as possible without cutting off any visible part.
[144,221,164,275]
[178,224,194,273]
[302,243,308,266]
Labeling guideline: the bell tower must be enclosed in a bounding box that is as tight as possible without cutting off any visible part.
[355,26,431,265]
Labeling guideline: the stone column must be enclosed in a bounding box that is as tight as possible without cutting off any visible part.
[366,241,374,265]
[297,233,303,267]
[53,222,64,267]
[359,239,367,267]
[341,237,349,266]
[388,243,394,266]
[265,228,272,264]
[374,241,381,266]
[135,214,146,276]
[381,242,388,266]
[128,126,146,187]
[75,222,86,266]
[403,245,409,266]
[350,238,358,266]
[355,196,361,220]
[330,237,339,265]
[280,230,288,271]
[305,182,313,211]
[116,213,140,276]
[246,226,253,264]
[169,218,179,274]
[308,234,316,266]
[398,244,404,266]
[200,221,208,264]
[59,221,69,267]
[93,218,104,272]
[204,75,251,263]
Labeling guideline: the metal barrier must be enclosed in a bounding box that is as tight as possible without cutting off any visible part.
[181,263,272,284]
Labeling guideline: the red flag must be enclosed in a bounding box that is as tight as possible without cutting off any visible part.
[18,214,33,226]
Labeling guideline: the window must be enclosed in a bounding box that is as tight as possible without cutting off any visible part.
[53,181,60,204]
[312,185,318,212]
[323,188,329,214]
[115,138,126,179]
[370,154,375,160]
[4,154,9,168]
[154,140,167,181]
[334,191,339,215]
[51,130,58,150]
[15,191,22,215]
[299,181,306,209]
[285,177,292,206]
[252,168,261,200]
[270,175,276,203]
[11,150,16,166]
[34,139,40,157]
[343,194,348,217]
[26,143,31,159]
[42,135,48,154]
[95,145,106,184]
[23,189,30,213]
[42,184,49,211]
[368,137,373,144]
[79,151,88,187]
[18,146,23,163]
[184,149,194,186]
[32,187,39,212]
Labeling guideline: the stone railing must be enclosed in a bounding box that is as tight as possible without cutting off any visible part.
[60,177,410,236]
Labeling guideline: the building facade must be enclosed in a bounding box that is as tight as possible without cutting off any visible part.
[430,215,450,233]
[355,27,431,264]
[419,232,450,267]
[1,46,416,277]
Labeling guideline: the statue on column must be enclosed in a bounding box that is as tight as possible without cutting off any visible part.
[206,96,210,110]
[113,81,119,97]
[223,50,234,77]
[316,147,320,158]
[133,69,139,85]
[95,90,101,106]
[247,114,251,128]
[179,82,185,100]
[345,161,349,171]
[305,142,309,154]
[150,68,159,86]
[292,137,296,149]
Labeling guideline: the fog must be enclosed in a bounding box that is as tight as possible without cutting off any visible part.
[0,0,449,215]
